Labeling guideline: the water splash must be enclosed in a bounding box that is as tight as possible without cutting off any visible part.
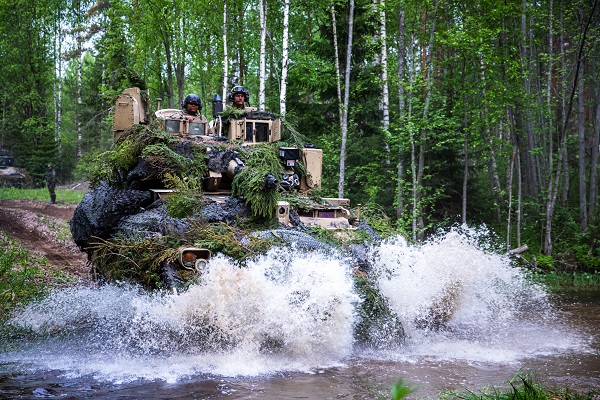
[369,227,582,362]
[4,247,357,380]
[2,229,587,382]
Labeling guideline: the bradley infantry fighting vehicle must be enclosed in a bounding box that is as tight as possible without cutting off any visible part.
[69,87,404,348]
[71,87,358,291]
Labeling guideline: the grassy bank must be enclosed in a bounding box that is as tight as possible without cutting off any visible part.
[532,271,600,292]
[438,373,598,400]
[378,373,598,399]
[0,186,85,321]
[1,234,52,321]
[0,186,85,204]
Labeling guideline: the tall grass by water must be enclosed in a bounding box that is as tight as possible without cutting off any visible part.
[439,373,598,400]
[532,271,600,292]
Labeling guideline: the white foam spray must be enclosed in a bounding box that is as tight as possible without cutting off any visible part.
[3,228,588,382]
[5,246,358,380]
[369,227,585,362]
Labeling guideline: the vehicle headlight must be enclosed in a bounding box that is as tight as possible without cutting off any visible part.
[196,259,208,270]
[182,251,196,268]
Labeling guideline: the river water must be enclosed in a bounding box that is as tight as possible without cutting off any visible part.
[1,229,599,399]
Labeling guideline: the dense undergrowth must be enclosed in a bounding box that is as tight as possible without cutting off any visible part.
[0,233,75,322]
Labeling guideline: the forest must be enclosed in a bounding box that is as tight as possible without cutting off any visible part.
[0,0,598,269]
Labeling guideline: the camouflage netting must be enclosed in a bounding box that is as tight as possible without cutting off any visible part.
[126,159,163,190]
[70,182,153,250]
[197,197,252,224]
[115,201,189,241]
[251,230,335,253]
[353,274,406,348]
[206,149,244,175]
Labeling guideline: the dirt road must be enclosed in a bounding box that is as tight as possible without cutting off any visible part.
[0,199,89,280]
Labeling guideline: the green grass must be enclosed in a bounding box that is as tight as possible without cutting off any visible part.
[388,380,415,400]
[0,185,83,321]
[0,232,78,322]
[439,372,597,400]
[531,271,600,291]
[0,233,49,321]
[0,186,85,204]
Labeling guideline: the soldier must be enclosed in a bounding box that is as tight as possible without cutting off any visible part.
[46,164,56,204]
[228,86,250,110]
[181,93,205,118]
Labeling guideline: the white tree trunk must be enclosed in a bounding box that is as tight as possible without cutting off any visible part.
[462,104,469,225]
[222,0,228,101]
[379,0,390,164]
[415,0,439,240]
[338,0,355,198]
[331,1,343,128]
[506,147,516,250]
[546,0,554,182]
[407,34,417,241]
[279,0,290,117]
[259,0,267,110]
[76,50,82,160]
[395,10,406,218]
[517,151,522,247]
[54,10,62,146]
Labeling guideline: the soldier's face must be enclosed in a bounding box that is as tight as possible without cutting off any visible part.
[233,93,245,105]
[186,103,199,113]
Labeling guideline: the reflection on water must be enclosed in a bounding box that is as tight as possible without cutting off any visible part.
[1,229,598,399]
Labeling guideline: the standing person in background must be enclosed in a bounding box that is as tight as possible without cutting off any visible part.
[46,164,56,204]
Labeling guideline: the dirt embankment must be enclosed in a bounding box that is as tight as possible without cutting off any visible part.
[0,199,89,281]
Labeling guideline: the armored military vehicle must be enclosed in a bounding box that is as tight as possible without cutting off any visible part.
[71,87,358,290]
[115,87,353,229]
[69,87,403,347]
[0,149,33,188]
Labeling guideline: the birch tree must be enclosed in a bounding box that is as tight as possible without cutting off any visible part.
[379,0,390,165]
[395,8,406,219]
[222,0,229,101]
[578,57,587,230]
[279,0,290,117]
[331,0,343,127]
[258,0,267,109]
[415,0,439,240]
[338,0,355,198]
[544,0,596,254]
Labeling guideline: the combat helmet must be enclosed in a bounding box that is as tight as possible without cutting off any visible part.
[227,86,250,104]
[182,93,202,110]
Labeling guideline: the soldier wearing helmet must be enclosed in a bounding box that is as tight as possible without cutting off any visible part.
[228,86,250,110]
[174,92,207,129]
[207,86,259,137]
[182,93,203,117]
